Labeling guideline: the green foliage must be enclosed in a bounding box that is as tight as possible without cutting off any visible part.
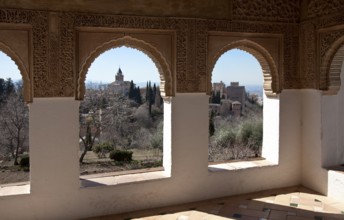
[93,142,114,158]
[211,91,221,104]
[109,149,133,163]
[209,116,263,161]
[151,122,163,149]
[128,80,135,99]
[209,111,215,136]
[20,155,30,168]
[0,77,16,104]
[239,119,263,149]
[213,126,237,148]
[128,80,143,104]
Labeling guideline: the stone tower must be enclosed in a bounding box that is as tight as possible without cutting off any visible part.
[115,67,124,82]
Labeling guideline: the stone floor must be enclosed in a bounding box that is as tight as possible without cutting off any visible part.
[85,186,344,220]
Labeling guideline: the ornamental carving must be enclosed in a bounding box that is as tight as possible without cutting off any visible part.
[299,22,317,89]
[318,28,344,94]
[0,21,33,102]
[0,41,32,103]
[0,7,306,96]
[300,12,344,91]
[206,20,299,90]
[232,0,300,23]
[207,36,281,97]
[307,0,344,19]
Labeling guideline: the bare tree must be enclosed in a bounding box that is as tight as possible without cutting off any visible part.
[79,87,105,163]
[0,92,29,165]
[79,115,101,163]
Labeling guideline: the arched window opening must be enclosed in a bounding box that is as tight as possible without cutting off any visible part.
[322,43,344,94]
[79,46,165,178]
[209,49,264,163]
[0,51,30,185]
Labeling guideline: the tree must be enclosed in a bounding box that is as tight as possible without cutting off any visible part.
[0,91,29,165]
[0,78,15,106]
[0,78,5,104]
[145,81,149,102]
[79,88,107,163]
[134,86,142,104]
[79,115,101,163]
[209,111,215,136]
[211,91,221,104]
[152,83,157,105]
[128,80,135,99]
[146,81,154,116]
[154,86,162,108]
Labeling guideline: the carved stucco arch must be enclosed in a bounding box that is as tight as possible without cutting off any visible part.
[0,41,32,103]
[208,39,279,97]
[320,36,344,95]
[77,36,173,100]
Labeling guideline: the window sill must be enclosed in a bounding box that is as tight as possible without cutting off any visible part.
[0,182,30,196]
[80,167,170,188]
[326,165,344,173]
[208,159,277,172]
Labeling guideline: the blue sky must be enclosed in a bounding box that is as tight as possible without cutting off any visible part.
[0,47,263,86]
[87,46,160,84]
[0,51,21,81]
[212,49,263,86]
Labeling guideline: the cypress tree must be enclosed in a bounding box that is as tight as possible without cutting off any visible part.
[209,111,215,136]
[128,80,134,99]
[135,86,142,105]
[5,78,15,97]
[145,81,149,102]
[0,78,5,104]
[153,83,157,104]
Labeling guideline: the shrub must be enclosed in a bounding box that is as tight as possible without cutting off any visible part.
[150,122,163,149]
[20,156,30,168]
[93,142,114,158]
[109,150,133,163]
[213,127,237,148]
[239,119,263,149]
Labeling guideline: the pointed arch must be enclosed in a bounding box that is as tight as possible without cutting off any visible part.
[0,41,32,103]
[320,36,344,95]
[207,39,279,97]
[76,36,173,100]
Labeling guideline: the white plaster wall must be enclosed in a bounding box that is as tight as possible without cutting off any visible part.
[301,90,328,195]
[0,92,302,219]
[323,62,344,200]
[322,62,344,167]
[328,170,344,201]
[262,93,280,164]
[300,64,344,200]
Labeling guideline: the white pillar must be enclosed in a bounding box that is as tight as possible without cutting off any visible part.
[30,98,80,195]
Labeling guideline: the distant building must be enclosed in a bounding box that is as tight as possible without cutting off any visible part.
[226,82,246,111]
[108,67,131,95]
[115,67,124,82]
[209,81,247,117]
[231,101,242,117]
[212,81,227,99]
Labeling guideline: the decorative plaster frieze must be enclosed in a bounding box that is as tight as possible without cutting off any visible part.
[232,0,300,23]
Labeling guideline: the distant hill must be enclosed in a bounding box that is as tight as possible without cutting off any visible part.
[245,85,263,97]
[135,82,160,88]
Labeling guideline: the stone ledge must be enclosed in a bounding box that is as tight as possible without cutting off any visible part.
[208,159,277,172]
[0,182,30,197]
[80,169,170,188]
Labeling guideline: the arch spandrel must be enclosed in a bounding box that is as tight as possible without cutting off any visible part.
[207,39,280,97]
[76,36,174,100]
[0,41,32,103]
